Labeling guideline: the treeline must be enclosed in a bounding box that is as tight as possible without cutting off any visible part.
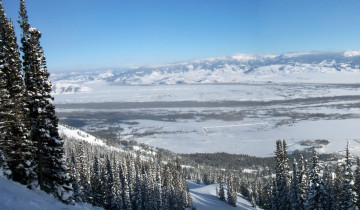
[188,140,360,209]
[268,140,360,209]
[180,150,337,172]
[0,0,72,203]
[63,131,192,209]
[180,152,275,171]
[217,140,360,209]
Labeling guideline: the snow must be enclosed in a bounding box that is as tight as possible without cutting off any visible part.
[0,175,101,210]
[282,52,315,58]
[58,124,107,147]
[231,54,257,61]
[52,51,360,157]
[344,50,360,57]
[188,180,256,210]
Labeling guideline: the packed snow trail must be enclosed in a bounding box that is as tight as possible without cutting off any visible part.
[0,175,101,210]
[188,180,256,210]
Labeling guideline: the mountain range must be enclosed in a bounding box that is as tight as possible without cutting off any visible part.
[51,51,360,94]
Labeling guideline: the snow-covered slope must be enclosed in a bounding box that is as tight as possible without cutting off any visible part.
[188,180,256,210]
[0,175,101,210]
[51,51,360,89]
[58,124,107,147]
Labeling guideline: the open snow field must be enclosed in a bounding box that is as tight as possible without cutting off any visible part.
[0,174,100,210]
[55,81,360,157]
[188,180,255,210]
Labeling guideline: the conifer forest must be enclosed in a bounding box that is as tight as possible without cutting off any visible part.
[2,0,360,210]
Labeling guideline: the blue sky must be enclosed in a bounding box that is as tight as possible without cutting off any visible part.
[3,0,360,72]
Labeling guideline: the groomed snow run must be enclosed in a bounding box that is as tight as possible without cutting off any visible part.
[188,180,257,210]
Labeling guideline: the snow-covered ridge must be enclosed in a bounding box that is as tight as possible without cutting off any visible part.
[58,124,160,157]
[344,50,360,57]
[50,51,360,89]
[58,124,107,147]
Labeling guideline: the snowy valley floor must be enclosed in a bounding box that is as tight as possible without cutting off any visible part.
[56,83,360,157]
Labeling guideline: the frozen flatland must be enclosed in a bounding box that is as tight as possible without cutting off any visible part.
[53,52,360,156]
[54,82,360,157]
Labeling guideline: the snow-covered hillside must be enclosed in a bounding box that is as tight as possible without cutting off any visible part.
[51,51,360,90]
[0,174,101,210]
[188,180,256,210]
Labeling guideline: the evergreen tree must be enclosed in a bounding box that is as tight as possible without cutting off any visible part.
[273,140,291,209]
[104,155,115,209]
[68,153,81,203]
[297,155,308,209]
[279,140,291,209]
[307,148,325,210]
[76,141,90,202]
[219,180,225,201]
[154,162,163,209]
[112,158,123,209]
[0,1,34,186]
[355,157,360,208]
[273,140,283,209]
[121,159,132,209]
[290,159,301,210]
[341,143,357,209]
[0,45,12,177]
[334,164,344,209]
[322,165,334,209]
[90,156,102,207]
[18,0,73,203]
[227,175,237,207]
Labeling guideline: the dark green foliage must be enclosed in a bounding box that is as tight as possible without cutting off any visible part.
[307,148,325,209]
[355,157,360,208]
[0,1,34,186]
[341,143,357,209]
[219,181,225,201]
[18,0,73,202]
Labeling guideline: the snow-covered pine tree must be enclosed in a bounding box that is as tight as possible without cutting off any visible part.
[0,39,12,177]
[75,140,90,202]
[134,153,143,209]
[279,140,291,209]
[68,153,82,203]
[341,142,357,209]
[306,147,325,210]
[154,162,163,209]
[90,156,102,207]
[112,157,123,209]
[121,158,132,209]
[334,164,344,209]
[273,140,283,209]
[0,1,34,185]
[273,140,291,209]
[227,175,237,207]
[297,155,308,209]
[162,164,173,209]
[355,157,360,208]
[18,0,73,203]
[290,159,301,210]
[322,165,334,209]
[104,155,115,209]
[219,179,225,201]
